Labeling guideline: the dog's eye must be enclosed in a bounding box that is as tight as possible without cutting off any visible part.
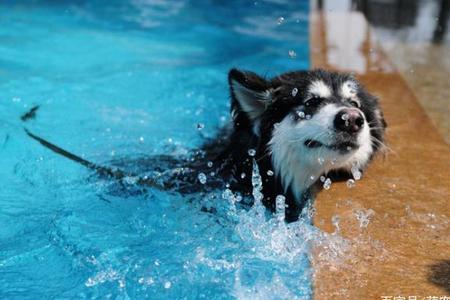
[304,97,323,107]
[349,99,361,108]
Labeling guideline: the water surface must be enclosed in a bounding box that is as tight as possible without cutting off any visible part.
[0,1,312,299]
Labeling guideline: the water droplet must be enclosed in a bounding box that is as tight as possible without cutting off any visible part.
[318,157,325,165]
[241,172,246,179]
[346,179,356,188]
[310,175,315,180]
[197,172,207,184]
[296,111,305,119]
[164,281,172,289]
[248,149,256,157]
[308,206,316,218]
[291,87,298,97]
[323,178,332,190]
[196,123,205,130]
[139,136,144,142]
[266,170,274,176]
[341,113,349,120]
[207,161,213,167]
[351,165,362,180]
[277,17,285,25]
[331,215,340,233]
[251,159,263,205]
[123,176,138,185]
[320,175,326,182]
[288,50,297,58]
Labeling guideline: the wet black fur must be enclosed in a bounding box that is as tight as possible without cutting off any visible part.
[188,69,387,222]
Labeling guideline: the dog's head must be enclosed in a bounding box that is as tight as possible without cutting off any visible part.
[228,68,386,199]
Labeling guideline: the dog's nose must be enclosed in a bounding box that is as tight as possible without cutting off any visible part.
[334,109,364,134]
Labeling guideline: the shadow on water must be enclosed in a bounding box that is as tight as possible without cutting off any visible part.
[428,259,450,293]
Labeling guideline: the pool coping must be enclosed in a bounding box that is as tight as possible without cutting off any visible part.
[310,10,450,299]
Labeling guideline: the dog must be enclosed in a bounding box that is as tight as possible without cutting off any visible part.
[24,68,387,222]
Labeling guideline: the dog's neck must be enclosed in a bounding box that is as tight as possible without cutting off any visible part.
[267,122,329,203]
[269,143,322,202]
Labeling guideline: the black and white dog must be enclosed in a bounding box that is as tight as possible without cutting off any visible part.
[25,68,386,222]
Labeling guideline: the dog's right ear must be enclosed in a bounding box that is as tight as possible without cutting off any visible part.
[228,69,272,122]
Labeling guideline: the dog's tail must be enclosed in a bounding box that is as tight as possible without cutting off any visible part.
[24,128,125,178]
[24,128,162,189]
[21,106,162,189]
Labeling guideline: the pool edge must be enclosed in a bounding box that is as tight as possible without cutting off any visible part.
[310,9,450,299]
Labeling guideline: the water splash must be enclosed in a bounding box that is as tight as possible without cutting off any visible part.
[354,209,375,229]
[275,195,286,222]
[251,159,264,207]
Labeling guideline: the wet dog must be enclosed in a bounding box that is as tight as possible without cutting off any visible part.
[25,68,387,222]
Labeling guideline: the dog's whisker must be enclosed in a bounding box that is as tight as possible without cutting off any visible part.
[368,126,385,131]
[371,136,395,156]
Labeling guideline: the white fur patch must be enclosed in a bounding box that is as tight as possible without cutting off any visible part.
[269,103,373,201]
[308,80,332,98]
[340,80,359,102]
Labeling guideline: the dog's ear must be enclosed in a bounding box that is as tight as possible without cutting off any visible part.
[228,68,272,122]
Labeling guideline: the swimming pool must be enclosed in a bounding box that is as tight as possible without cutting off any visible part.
[0,1,315,298]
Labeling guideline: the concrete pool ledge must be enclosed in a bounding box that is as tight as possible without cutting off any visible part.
[310,11,450,299]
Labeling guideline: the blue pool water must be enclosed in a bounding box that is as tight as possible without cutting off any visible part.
[0,1,315,299]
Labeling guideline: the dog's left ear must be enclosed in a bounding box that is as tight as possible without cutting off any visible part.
[228,68,273,122]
